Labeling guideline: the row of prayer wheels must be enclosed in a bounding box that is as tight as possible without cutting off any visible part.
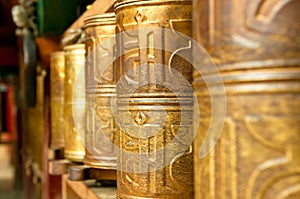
[49,0,300,198]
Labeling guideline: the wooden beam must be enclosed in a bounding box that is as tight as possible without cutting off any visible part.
[62,174,116,199]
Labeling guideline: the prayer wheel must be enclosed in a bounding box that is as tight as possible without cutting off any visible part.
[83,13,117,169]
[50,51,65,149]
[63,44,86,162]
[114,0,194,198]
[193,0,300,198]
[23,67,46,199]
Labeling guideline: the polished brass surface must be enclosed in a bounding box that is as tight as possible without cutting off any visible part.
[83,13,117,169]
[115,0,193,198]
[50,51,65,149]
[63,44,86,162]
[193,0,300,198]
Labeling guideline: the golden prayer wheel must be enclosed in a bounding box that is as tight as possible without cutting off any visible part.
[63,44,86,162]
[114,0,194,198]
[50,51,65,149]
[23,67,46,199]
[193,0,300,198]
[83,13,117,169]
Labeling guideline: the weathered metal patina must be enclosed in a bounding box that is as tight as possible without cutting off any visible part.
[115,0,194,198]
[193,0,300,198]
[83,12,117,169]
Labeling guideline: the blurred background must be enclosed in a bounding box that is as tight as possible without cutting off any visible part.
[0,0,21,198]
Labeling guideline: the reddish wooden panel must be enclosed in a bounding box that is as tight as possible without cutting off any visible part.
[0,47,18,66]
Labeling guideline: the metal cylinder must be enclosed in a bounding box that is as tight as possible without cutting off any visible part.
[83,13,117,169]
[115,0,193,198]
[193,0,300,198]
[63,44,86,162]
[50,51,65,149]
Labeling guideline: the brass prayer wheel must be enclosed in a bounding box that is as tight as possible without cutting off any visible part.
[63,44,86,162]
[83,13,117,169]
[23,67,46,199]
[50,51,65,149]
[193,0,300,198]
[115,0,194,198]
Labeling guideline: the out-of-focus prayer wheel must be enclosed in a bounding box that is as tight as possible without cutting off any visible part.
[63,44,86,162]
[50,51,65,149]
[83,13,117,169]
[114,0,194,198]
